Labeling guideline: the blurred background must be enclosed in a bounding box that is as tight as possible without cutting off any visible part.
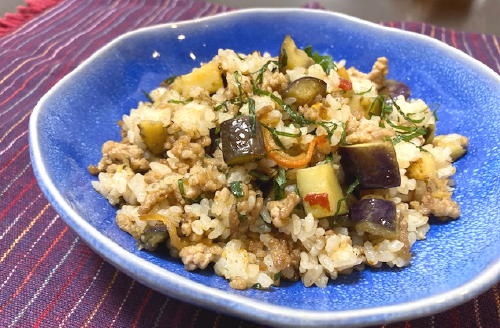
[1,0,498,34]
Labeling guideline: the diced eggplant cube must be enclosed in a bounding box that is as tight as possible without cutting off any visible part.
[139,225,167,251]
[349,198,398,239]
[379,80,411,99]
[278,35,314,73]
[220,116,265,165]
[138,120,167,156]
[205,127,221,156]
[297,163,347,218]
[340,142,401,189]
[284,77,327,107]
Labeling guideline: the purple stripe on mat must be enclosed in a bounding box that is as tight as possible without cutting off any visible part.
[0,1,499,328]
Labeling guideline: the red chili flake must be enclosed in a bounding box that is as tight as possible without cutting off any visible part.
[304,193,330,211]
[316,135,328,145]
[339,78,352,91]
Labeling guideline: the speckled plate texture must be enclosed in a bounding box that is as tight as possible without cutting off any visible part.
[29,9,500,328]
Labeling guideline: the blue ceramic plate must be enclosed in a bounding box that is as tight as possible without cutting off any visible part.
[30,9,500,328]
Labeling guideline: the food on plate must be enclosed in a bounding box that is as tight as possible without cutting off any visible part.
[89,35,468,289]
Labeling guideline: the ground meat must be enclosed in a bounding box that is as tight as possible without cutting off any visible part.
[268,237,292,271]
[169,135,206,165]
[257,105,281,126]
[396,204,411,260]
[236,185,264,220]
[367,57,388,87]
[346,118,394,144]
[421,194,460,219]
[346,56,388,88]
[279,244,301,281]
[299,103,322,122]
[186,163,227,196]
[179,243,222,271]
[95,141,149,173]
[262,71,289,93]
[248,240,267,258]
[266,192,300,228]
[210,187,240,234]
[116,213,142,240]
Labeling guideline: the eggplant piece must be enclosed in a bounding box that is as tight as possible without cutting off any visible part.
[205,127,221,156]
[296,163,347,218]
[138,225,167,251]
[407,152,436,180]
[278,35,314,73]
[349,198,398,239]
[379,80,411,99]
[340,142,401,189]
[138,120,167,156]
[220,116,265,165]
[433,134,468,161]
[284,77,327,107]
[171,60,223,96]
[424,124,435,144]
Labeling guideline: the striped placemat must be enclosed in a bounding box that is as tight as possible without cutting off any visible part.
[0,1,499,327]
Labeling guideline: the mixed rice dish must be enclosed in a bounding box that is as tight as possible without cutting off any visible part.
[89,36,468,289]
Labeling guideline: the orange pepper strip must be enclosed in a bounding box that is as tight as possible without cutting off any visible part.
[140,213,187,250]
[262,128,318,168]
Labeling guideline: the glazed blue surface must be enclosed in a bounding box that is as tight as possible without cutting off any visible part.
[30,9,500,327]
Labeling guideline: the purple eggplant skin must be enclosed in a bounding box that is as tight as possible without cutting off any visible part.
[379,80,411,99]
[205,127,221,156]
[349,198,397,238]
[139,225,167,251]
[340,142,401,189]
[221,116,265,165]
[284,77,327,107]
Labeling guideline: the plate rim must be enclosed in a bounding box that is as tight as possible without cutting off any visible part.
[29,8,500,328]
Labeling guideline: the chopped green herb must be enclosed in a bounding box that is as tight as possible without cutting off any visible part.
[274,167,287,200]
[178,179,186,198]
[229,181,244,198]
[282,103,314,125]
[390,97,425,124]
[266,126,287,150]
[249,170,271,181]
[303,46,337,74]
[168,97,193,105]
[252,283,264,289]
[254,85,337,135]
[252,60,278,86]
[142,90,154,103]
[273,272,281,280]
[325,153,334,163]
[333,178,360,216]
[253,85,339,140]
[248,98,256,134]
[263,124,302,138]
[238,213,248,221]
[338,122,348,146]
[177,179,202,204]
[162,75,177,85]
[429,103,440,121]
[389,127,427,144]
[233,71,245,99]
[214,101,229,112]
[354,86,373,95]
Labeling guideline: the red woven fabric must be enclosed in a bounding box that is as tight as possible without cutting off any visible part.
[0,1,499,327]
[0,0,63,36]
